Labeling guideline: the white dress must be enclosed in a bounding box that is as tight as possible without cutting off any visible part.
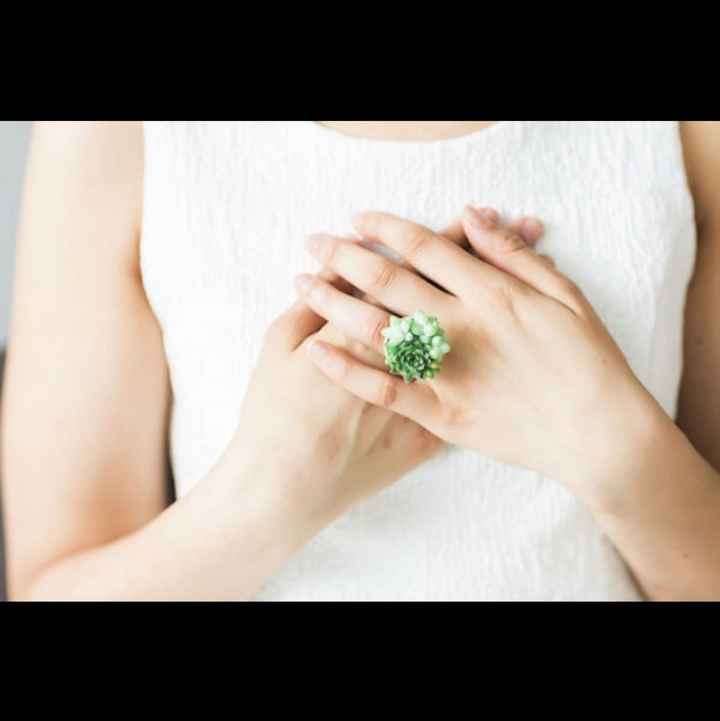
[140,121,697,600]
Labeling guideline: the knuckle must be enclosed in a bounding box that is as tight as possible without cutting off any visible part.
[485,279,533,323]
[496,230,526,254]
[369,259,397,291]
[367,314,389,350]
[556,276,583,301]
[413,425,441,457]
[551,275,591,315]
[402,226,432,263]
[439,402,470,429]
[377,376,398,408]
[488,280,518,312]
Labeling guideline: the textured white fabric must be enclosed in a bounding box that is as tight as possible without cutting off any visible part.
[141,121,697,600]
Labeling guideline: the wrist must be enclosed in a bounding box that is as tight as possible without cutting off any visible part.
[573,390,682,515]
[213,440,338,549]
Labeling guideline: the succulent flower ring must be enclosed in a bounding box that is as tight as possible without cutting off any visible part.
[380,310,451,384]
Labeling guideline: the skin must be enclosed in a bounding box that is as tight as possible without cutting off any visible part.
[1,121,540,600]
[298,208,652,489]
[316,121,497,141]
[2,120,719,600]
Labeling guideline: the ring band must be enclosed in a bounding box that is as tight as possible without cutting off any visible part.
[381,310,451,383]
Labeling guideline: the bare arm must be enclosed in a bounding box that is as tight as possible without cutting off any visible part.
[291,127,720,600]
[525,121,720,600]
[676,121,720,469]
[564,121,720,600]
[1,122,443,600]
[1,123,313,600]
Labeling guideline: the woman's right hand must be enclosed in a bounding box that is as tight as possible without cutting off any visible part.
[220,278,442,532]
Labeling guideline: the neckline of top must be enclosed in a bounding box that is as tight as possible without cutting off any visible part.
[301,121,520,149]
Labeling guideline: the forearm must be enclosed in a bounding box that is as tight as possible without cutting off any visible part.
[580,405,720,601]
[17,452,320,601]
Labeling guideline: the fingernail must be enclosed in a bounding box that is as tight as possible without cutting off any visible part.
[308,340,344,374]
[521,217,544,239]
[294,273,315,295]
[464,205,498,229]
[477,207,500,225]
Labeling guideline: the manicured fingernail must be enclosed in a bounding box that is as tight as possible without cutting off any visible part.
[464,205,498,229]
[294,273,315,295]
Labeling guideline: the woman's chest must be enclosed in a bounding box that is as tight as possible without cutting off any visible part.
[141,121,696,417]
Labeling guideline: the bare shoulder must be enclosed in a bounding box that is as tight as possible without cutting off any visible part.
[30,121,143,182]
[25,121,145,270]
[31,120,143,162]
[679,121,720,236]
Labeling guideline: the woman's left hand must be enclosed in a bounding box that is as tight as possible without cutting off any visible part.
[295,206,665,503]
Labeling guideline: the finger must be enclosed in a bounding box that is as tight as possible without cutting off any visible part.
[352,210,493,297]
[441,213,542,253]
[306,339,439,422]
[506,216,544,246]
[271,270,356,351]
[351,214,540,258]
[359,218,469,297]
[268,301,329,352]
[439,217,470,249]
[418,218,469,292]
[347,213,545,311]
[461,206,586,311]
[316,266,355,295]
[538,253,556,268]
[295,273,392,353]
[349,218,477,302]
[472,208,550,266]
[346,212,540,303]
[305,232,452,316]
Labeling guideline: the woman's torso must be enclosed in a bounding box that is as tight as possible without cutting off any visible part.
[141,121,696,600]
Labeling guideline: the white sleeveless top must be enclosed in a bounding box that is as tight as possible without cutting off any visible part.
[141,121,696,601]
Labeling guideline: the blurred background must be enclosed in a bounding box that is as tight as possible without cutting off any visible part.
[1,121,32,345]
[0,121,31,600]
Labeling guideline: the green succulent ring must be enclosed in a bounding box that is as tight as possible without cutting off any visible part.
[381,310,451,384]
